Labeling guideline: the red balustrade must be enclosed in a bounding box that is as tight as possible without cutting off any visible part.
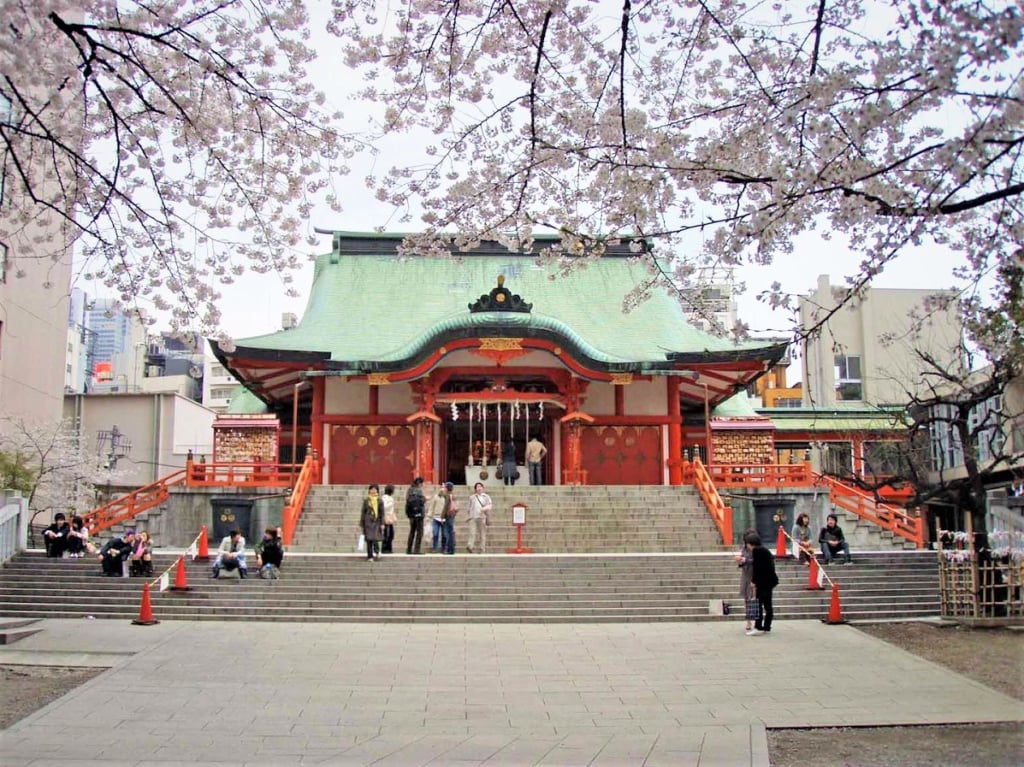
[814,473,925,548]
[690,457,733,545]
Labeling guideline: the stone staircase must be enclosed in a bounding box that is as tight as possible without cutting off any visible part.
[0,550,940,623]
[291,485,728,553]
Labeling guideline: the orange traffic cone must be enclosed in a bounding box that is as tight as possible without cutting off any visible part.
[170,557,191,591]
[775,525,789,558]
[823,583,847,625]
[131,583,160,626]
[806,555,825,590]
[197,525,210,561]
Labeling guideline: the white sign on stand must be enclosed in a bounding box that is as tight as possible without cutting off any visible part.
[512,504,526,526]
[507,502,532,554]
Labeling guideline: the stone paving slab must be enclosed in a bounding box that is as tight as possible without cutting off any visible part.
[0,619,1021,766]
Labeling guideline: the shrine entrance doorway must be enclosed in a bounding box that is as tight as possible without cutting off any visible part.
[434,374,565,487]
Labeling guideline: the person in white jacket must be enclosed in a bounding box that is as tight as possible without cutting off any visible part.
[467,482,493,553]
[212,530,248,578]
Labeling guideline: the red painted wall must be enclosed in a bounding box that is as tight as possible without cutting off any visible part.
[579,425,662,485]
[329,424,416,485]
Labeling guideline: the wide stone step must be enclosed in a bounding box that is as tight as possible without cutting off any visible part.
[0,550,940,623]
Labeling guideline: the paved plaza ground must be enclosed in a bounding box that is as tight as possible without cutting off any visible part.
[0,618,1021,766]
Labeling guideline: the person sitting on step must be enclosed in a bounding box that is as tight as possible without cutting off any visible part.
[255,526,284,578]
[42,512,71,558]
[212,529,248,578]
[98,529,137,576]
[129,531,154,577]
[819,513,852,565]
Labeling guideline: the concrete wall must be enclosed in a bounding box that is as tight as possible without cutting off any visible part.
[800,274,963,408]
[64,392,215,486]
[125,487,286,549]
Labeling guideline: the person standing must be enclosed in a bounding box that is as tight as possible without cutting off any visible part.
[442,482,458,555]
[428,482,451,554]
[746,531,779,635]
[502,439,518,486]
[405,477,426,554]
[381,484,397,554]
[359,483,384,562]
[467,482,493,553]
[526,434,547,485]
[735,532,758,634]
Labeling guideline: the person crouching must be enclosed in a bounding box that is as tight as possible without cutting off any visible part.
[98,529,137,576]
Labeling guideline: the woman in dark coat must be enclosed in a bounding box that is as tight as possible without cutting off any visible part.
[747,531,779,634]
[358,484,384,562]
[501,440,518,486]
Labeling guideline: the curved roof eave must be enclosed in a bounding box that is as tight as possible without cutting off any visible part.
[222,312,785,378]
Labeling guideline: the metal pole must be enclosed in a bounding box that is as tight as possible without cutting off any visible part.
[703,383,712,464]
[291,380,308,479]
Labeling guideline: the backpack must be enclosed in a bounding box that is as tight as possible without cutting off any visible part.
[405,489,425,518]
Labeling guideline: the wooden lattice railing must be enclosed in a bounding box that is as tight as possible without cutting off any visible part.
[815,473,925,548]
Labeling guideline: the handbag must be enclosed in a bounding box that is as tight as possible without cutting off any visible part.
[356,534,366,552]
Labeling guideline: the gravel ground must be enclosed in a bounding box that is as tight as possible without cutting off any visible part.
[768,622,1024,767]
[0,665,104,730]
[2,622,1022,766]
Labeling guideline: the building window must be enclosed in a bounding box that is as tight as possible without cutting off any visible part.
[970,395,1004,464]
[863,441,906,477]
[211,387,235,400]
[834,354,863,401]
[774,397,803,408]
[0,241,8,283]
[929,402,964,471]
[211,364,227,377]
[822,443,854,476]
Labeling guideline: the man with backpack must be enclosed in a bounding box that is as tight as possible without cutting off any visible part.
[405,476,426,555]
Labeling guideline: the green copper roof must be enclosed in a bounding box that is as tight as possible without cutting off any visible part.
[232,234,783,372]
[760,407,906,433]
[225,386,269,415]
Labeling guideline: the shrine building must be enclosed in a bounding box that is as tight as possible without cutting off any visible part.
[212,232,788,487]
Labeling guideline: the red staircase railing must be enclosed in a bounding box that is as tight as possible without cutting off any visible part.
[705,461,813,488]
[88,460,298,536]
[814,473,925,548]
[185,459,298,488]
[89,469,187,536]
[687,457,733,545]
[281,452,322,546]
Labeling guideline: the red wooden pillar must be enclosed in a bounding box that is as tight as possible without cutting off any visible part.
[311,377,325,483]
[559,411,594,485]
[666,377,683,485]
[407,410,441,483]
